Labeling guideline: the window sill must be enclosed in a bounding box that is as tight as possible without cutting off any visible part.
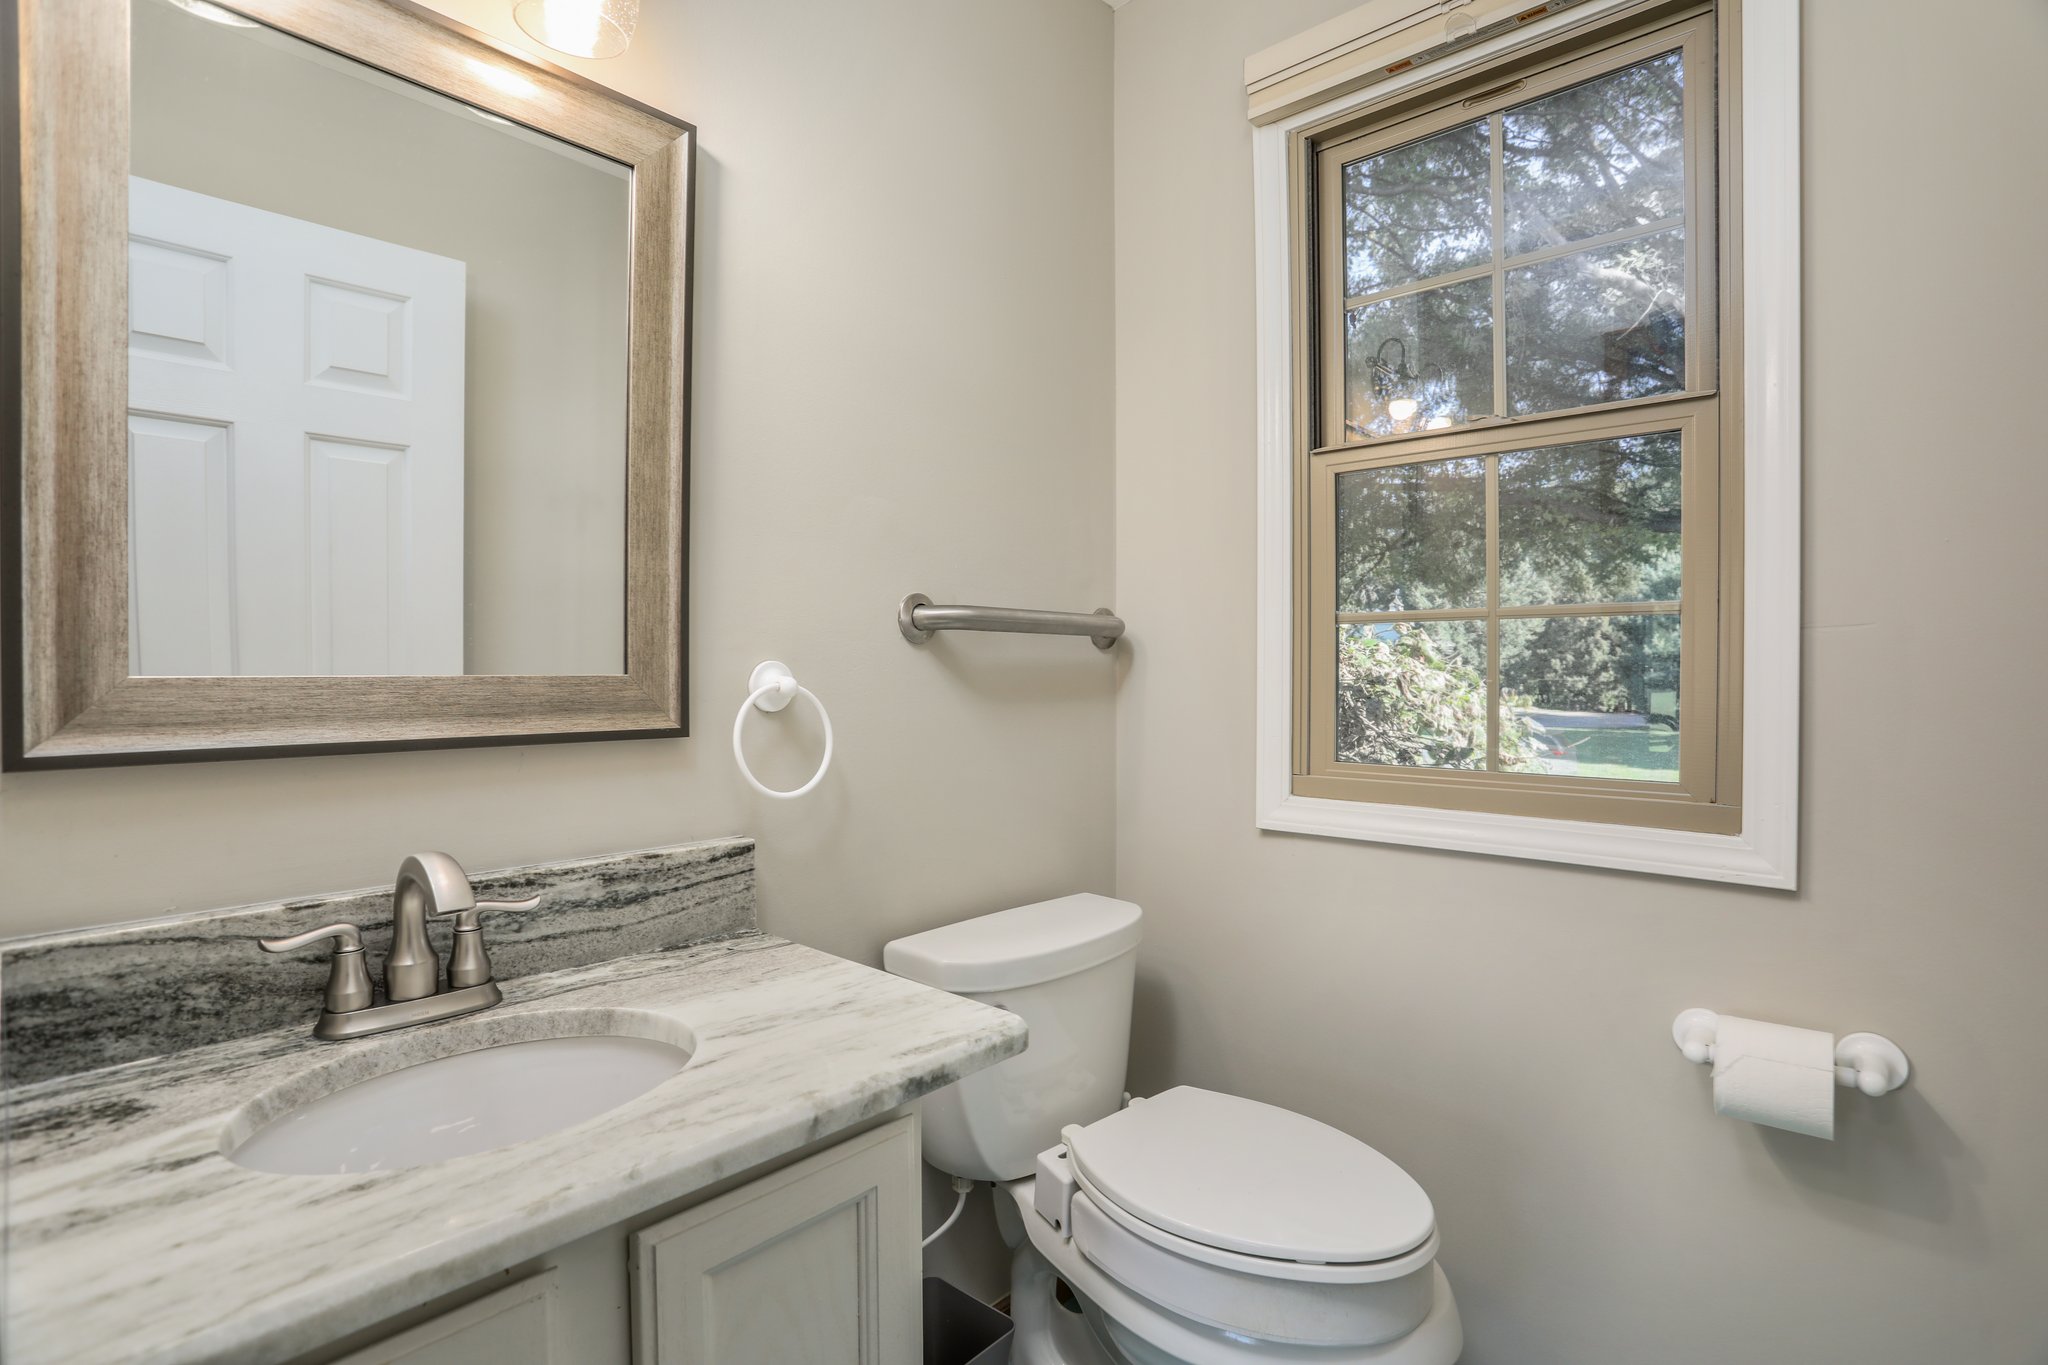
[1257,790,1794,887]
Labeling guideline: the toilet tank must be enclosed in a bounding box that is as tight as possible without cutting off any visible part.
[885,894,1141,1182]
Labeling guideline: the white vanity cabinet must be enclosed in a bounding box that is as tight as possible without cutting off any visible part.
[307,1116,922,1365]
[331,1273,561,1365]
[630,1116,922,1364]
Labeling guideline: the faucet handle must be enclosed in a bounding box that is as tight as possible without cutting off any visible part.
[434,894,540,989]
[433,893,542,932]
[259,921,362,954]
[259,922,375,1015]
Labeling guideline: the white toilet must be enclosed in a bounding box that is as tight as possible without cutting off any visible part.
[885,894,1462,1365]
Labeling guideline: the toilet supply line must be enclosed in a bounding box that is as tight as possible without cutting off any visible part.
[924,1175,976,1249]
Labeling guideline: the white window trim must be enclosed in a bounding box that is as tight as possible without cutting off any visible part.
[1252,0,1800,887]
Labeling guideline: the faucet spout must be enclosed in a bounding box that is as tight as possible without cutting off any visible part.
[261,851,532,1041]
[386,852,475,1002]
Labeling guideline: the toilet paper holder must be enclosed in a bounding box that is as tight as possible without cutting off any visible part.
[1672,1008,1910,1098]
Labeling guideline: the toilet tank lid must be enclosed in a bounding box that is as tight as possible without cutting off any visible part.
[883,894,1142,992]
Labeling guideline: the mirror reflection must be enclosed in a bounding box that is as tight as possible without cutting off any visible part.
[128,0,630,677]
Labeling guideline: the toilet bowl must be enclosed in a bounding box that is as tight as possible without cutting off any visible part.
[885,896,1462,1365]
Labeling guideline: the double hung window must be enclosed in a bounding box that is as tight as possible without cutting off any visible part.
[1296,6,1739,833]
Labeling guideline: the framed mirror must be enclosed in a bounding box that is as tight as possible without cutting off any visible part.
[3,0,692,768]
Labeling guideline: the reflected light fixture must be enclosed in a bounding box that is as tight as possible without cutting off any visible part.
[1371,336,1443,429]
[513,0,639,59]
[465,55,540,99]
[163,0,258,26]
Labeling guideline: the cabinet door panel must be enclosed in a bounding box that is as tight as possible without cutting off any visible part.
[631,1117,919,1365]
[334,1271,558,1365]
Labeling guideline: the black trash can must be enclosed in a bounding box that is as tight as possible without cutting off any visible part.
[923,1276,1015,1365]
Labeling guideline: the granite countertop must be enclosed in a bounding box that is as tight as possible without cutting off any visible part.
[1,931,1027,1365]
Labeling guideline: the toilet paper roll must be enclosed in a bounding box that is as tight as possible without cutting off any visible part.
[1710,1016,1836,1140]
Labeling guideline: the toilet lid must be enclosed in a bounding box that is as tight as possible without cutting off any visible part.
[1065,1087,1435,1265]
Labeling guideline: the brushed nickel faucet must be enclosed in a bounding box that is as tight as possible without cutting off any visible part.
[260,852,540,1041]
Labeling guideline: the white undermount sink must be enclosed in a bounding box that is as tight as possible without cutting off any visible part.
[224,1021,693,1176]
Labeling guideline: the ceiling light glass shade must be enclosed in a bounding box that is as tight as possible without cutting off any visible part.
[512,0,639,59]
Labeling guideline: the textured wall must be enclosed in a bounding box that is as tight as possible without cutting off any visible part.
[1111,1,2048,1361]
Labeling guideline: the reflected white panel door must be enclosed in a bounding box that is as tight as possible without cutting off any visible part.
[127,176,466,675]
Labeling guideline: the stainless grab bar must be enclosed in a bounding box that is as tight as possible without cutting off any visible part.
[898,594,1123,650]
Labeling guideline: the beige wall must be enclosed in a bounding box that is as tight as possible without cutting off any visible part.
[132,0,631,675]
[9,0,1113,1303]
[5,3,1114,1009]
[1113,2,2048,1363]
[19,0,2042,1345]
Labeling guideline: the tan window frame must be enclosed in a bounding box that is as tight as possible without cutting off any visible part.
[1291,1,1743,834]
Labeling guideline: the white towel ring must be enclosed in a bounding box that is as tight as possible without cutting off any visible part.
[733,661,834,800]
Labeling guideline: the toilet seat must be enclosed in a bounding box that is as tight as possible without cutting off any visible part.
[1002,1177,1463,1365]
[1066,1187,1440,1348]
[1071,1163,1441,1286]
[1024,1088,1448,1355]
[1063,1087,1437,1268]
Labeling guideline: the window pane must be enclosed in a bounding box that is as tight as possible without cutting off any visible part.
[1503,51,1687,258]
[1343,119,1493,297]
[1345,278,1494,438]
[1335,457,1486,613]
[1505,228,1684,414]
[1500,614,1679,782]
[1499,432,1681,606]
[1337,621,1489,770]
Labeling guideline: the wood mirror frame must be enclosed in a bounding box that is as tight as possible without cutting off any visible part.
[1,0,692,769]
